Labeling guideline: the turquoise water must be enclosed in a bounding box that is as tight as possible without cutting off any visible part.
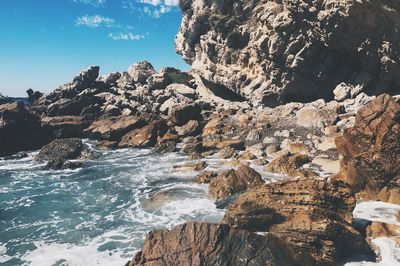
[0,143,224,265]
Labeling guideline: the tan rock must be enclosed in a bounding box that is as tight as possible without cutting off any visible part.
[265,152,310,174]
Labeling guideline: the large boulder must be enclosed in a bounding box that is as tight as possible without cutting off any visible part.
[127,222,299,266]
[209,164,264,200]
[223,178,375,265]
[265,152,310,175]
[83,116,145,141]
[0,102,51,157]
[176,0,400,105]
[35,138,83,161]
[334,94,400,203]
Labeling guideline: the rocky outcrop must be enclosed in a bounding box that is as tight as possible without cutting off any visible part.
[127,221,299,266]
[334,94,400,203]
[223,178,374,265]
[208,164,264,200]
[176,0,400,106]
[0,102,52,157]
[83,116,145,141]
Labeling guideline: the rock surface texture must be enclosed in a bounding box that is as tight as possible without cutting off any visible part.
[334,94,400,203]
[127,221,300,266]
[223,178,374,265]
[176,0,400,105]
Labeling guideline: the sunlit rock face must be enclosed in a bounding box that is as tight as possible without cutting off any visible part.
[176,0,400,106]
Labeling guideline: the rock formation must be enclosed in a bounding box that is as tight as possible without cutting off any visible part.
[223,178,374,264]
[334,94,400,203]
[176,0,400,106]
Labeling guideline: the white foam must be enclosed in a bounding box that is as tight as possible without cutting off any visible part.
[353,201,400,225]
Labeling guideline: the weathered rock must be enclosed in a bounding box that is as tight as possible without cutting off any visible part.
[175,120,201,137]
[334,94,400,203]
[35,138,83,161]
[217,146,237,159]
[83,116,145,141]
[119,121,167,148]
[333,83,363,102]
[176,0,400,105]
[96,140,118,150]
[296,105,339,128]
[0,102,52,157]
[127,222,299,266]
[169,102,202,126]
[128,61,155,84]
[209,164,264,200]
[195,171,218,184]
[223,178,375,265]
[366,222,400,244]
[266,152,310,175]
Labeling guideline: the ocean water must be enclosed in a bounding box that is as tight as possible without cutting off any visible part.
[0,142,224,265]
[1,141,399,266]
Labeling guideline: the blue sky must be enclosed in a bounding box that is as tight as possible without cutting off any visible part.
[0,0,188,97]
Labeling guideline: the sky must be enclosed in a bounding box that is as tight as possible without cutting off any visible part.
[0,0,188,97]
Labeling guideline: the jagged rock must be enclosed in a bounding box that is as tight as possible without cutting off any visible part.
[128,61,155,84]
[366,222,400,244]
[72,66,99,90]
[118,121,167,148]
[166,83,196,99]
[195,171,217,184]
[175,120,201,137]
[333,83,363,102]
[83,116,145,141]
[0,102,52,157]
[176,0,400,105]
[117,72,136,90]
[127,222,300,266]
[334,94,400,203]
[26,89,43,105]
[265,152,310,175]
[169,102,202,126]
[208,164,264,200]
[35,138,83,161]
[223,178,375,265]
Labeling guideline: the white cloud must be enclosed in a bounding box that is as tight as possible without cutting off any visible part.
[122,0,179,18]
[72,0,106,7]
[75,15,115,28]
[164,0,179,6]
[108,32,145,41]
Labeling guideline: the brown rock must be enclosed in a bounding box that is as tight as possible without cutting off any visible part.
[96,140,118,150]
[203,139,245,150]
[195,171,217,184]
[266,152,310,174]
[128,222,299,266]
[208,164,264,200]
[334,94,400,203]
[175,120,201,137]
[366,222,400,244]
[118,121,167,148]
[223,178,374,265]
[217,147,238,159]
[41,115,87,138]
[83,116,145,141]
[173,161,207,172]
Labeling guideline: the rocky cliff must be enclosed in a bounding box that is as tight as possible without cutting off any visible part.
[176,0,400,106]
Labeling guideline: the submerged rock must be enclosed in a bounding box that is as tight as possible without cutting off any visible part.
[334,94,400,203]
